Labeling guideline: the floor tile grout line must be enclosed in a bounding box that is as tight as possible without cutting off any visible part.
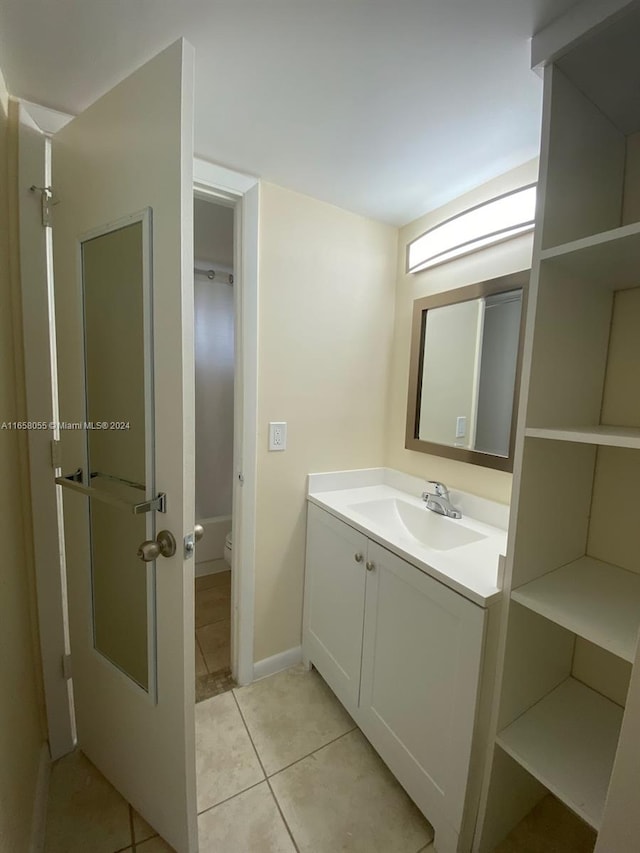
[230,689,268,777]
[127,800,158,848]
[265,725,359,780]
[230,691,300,853]
[265,775,301,853]
[135,828,160,846]
[128,803,136,851]
[196,613,230,629]
[194,594,232,628]
[197,778,265,817]
[196,585,232,595]
[195,632,209,674]
[200,592,231,598]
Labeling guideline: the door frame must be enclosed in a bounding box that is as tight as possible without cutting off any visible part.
[18,101,260,757]
[18,105,76,760]
[193,158,259,687]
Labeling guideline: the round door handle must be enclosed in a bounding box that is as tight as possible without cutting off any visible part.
[194,523,204,542]
[366,560,375,572]
[137,530,177,562]
[354,553,364,563]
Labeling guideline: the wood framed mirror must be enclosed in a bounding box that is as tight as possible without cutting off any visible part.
[406,269,529,472]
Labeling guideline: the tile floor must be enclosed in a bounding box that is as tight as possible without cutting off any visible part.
[195,565,235,702]
[42,661,591,852]
[43,749,171,852]
[44,664,435,852]
[196,663,435,852]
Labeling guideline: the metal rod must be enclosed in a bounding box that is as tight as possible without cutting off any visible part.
[193,266,234,285]
[194,266,216,280]
[90,471,146,491]
[56,470,166,514]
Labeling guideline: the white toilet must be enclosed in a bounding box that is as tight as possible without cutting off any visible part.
[224,530,232,569]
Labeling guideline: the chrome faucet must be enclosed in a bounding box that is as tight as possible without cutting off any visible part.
[421,481,462,519]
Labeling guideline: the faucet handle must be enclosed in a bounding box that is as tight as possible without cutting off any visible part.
[426,480,449,499]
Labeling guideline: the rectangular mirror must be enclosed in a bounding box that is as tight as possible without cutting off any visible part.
[80,211,156,694]
[406,270,528,472]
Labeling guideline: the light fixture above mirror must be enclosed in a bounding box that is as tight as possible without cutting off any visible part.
[406,184,537,273]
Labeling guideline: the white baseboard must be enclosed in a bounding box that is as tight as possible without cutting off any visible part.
[194,515,232,563]
[29,742,51,853]
[253,646,302,682]
[195,558,230,578]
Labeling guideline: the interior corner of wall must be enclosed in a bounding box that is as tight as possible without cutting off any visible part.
[0,65,9,116]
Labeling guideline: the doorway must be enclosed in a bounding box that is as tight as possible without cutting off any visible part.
[193,196,235,701]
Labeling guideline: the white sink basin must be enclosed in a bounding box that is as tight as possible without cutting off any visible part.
[348,497,487,551]
[308,470,509,605]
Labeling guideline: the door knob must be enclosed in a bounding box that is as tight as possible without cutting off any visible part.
[354,553,364,563]
[137,530,177,562]
[194,523,204,542]
[366,561,375,572]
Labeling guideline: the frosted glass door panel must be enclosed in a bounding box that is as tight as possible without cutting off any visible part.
[83,222,146,484]
[81,218,154,692]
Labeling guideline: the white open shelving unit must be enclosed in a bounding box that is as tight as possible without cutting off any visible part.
[476,5,640,851]
[512,557,640,663]
[525,425,640,449]
[496,678,623,830]
[540,221,640,289]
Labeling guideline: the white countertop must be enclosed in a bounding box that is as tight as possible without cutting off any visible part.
[307,468,508,607]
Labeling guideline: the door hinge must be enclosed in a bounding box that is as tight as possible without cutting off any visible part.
[62,653,72,680]
[29,184,56,227]
[50,439,62,469]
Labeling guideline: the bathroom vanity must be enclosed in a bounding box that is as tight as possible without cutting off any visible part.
[302,468,508,853]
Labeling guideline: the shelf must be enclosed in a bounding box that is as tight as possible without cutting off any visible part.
[540,222,640,290]
[512,556,640,662]
[525,425,640,449]
[496,678,623,830]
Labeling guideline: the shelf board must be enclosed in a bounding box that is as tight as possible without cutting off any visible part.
[525,425,640,449]
[496,678,623,830]
[540,221,640,289]
[512,556,640,662]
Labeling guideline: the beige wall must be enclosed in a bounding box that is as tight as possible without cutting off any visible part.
[419,299,481,447]
[0,76,47,850]
[385,159,538,505]
[254,182,397,661]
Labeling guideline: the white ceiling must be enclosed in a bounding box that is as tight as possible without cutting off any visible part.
[0,0,582,225]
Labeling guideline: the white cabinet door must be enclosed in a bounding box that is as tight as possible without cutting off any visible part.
[303,504,367,714]
[359,541,486,839]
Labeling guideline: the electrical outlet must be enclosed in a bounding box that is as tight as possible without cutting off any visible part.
[269,421,287,451]
[456,416,467,438]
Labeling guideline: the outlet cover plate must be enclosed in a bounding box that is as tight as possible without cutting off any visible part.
[269,421,287,451]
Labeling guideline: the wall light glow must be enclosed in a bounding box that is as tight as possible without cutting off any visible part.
[407,184,537,273]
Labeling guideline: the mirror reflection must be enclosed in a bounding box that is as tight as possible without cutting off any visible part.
[81,216,153,692]
[406,271,528,472]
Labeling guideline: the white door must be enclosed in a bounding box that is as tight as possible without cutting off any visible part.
[51,40,197,852]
